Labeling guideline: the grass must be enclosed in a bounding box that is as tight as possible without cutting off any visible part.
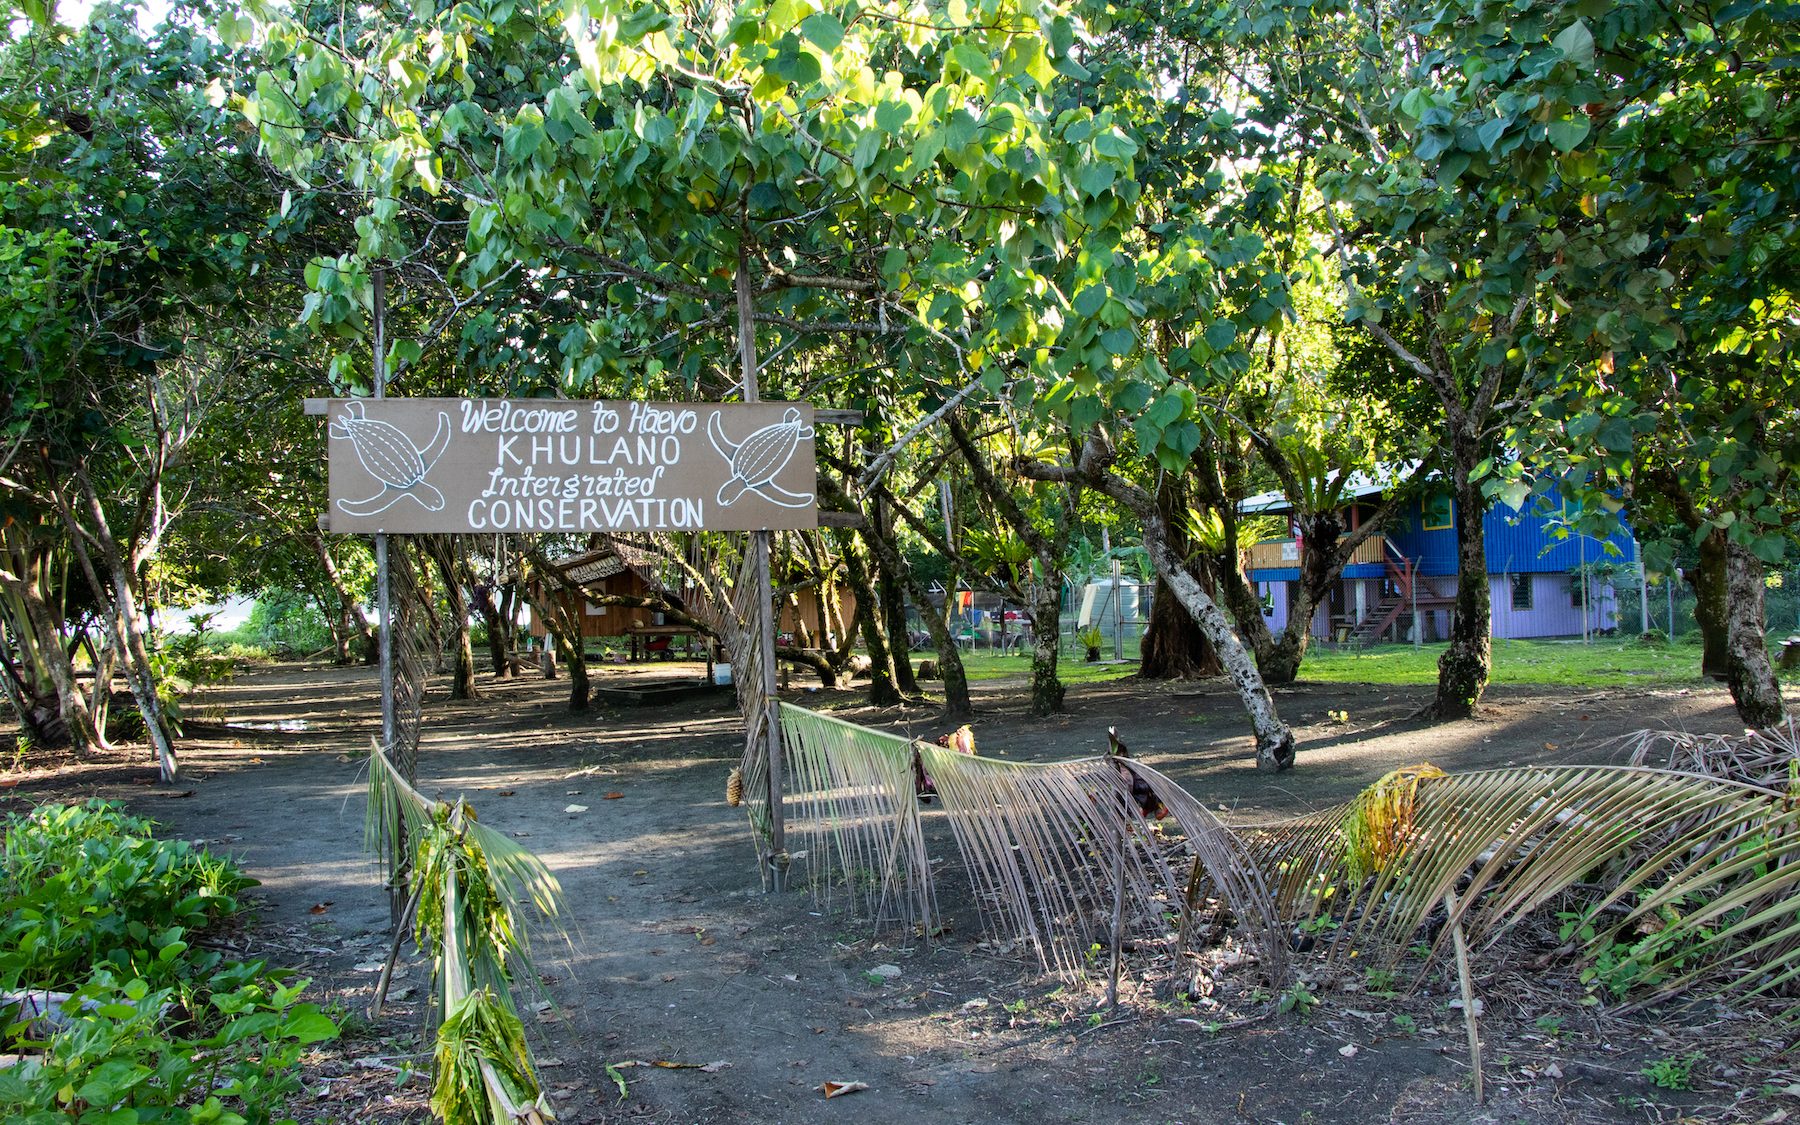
[944,637,1719,690]
[955,649,1142,685]
[1300,638,1711,688]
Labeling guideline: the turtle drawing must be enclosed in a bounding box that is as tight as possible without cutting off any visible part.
[330,401,452,518]
[707,407,815,508]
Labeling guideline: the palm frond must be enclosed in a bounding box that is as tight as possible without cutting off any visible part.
[777,704,1288,982]
[367,741,564,1123]
[1620,721,1800,790]
[1245,764,1800,1016]
[778,706,934,929]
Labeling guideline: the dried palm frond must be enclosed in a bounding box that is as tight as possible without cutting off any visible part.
[777,704,1288,982]
[1341,764,1446,881]
[779,706,934,929]
[1620,721,1799,791]
[1244,765,1800,1016]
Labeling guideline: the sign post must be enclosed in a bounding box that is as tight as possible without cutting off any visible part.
[312,381,817,895]
[737,256,789,893]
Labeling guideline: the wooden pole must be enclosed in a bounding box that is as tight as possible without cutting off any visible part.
[372,269,405,928]
[1444,888,1484,1105]
[737,246,788,891]
[374,269,396,758]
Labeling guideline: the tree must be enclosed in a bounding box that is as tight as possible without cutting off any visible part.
[948,413,1075,716]
[1025,433,1296,770]
[1,5,287,778]
[1472,0,1799,728]
[1136,474,1220,680]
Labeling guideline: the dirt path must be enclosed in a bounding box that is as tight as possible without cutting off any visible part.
[8,660,1790,1124]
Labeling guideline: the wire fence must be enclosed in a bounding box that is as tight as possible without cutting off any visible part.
[1614,568,1800,644]
[930,580,1156,662]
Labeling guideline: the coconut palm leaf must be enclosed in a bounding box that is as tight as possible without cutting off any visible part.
[1242,764,1800,1017]
[777,706,934,928]
[777,704,1288,981]
[1620,721,1800,790]
[366,741,563,1124]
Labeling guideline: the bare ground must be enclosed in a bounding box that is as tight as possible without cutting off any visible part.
[5,659,1797,1125]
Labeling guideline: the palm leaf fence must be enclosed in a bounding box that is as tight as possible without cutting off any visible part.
[366,739,566,1125]
[775,704,1290,983]
[774,705,1800,1041]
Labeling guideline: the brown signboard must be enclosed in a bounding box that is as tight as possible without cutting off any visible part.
[321,398,817,533]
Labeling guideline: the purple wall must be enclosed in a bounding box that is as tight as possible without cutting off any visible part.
[1488,575,1617,639]
[1251,574,1617,642]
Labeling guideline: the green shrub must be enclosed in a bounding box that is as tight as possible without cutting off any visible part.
[1,801,252,992]
[0,967,335,1124]
[0,802,336,1124]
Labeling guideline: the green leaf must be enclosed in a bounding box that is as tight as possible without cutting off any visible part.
[1548,115,1590,153]
[1100,327,1136,356]
[1553,19,1595,70]
[1597,416,1635,453]
[1203,321,1237,351]
[283,1008,339,1045]
[875,99,912,135]
[1078,163,1116,198]
[1750,536,1788,565]
[1092,130,1136,160]
[1072,284,1107,318]
[949,43,993,82]
[800,12,844,51]
[944,108,977,150]
[1476,116,1511,152]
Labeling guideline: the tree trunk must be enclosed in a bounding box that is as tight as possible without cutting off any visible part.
[55,472,178,781]
[426,537,480,700]
[1142,516,1293,769]
[81,628,115,746]
[1720,540,1786,728]
[1141,584,1221,679]
[838,532,901,706]
[1431,461,1492,719]
[1206,545,1278,673]
[856,501,972,717]
[1192,446,1278,673]
[1260,511,1346,684]
[1027,581,1065,715]
[945,412,1070,716]
[565,639,590,710]
[319,589,353,664]
[310,532,376,664]
[1687,530,1731,681]
[1027,436,1293,769]
[474,583,512,678]
[1139,475,1221,680]
[0,628,69,749]
[867,494,920,696]
[5,571,98,751]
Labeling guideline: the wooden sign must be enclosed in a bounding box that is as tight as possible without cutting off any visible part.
[319,398,817,533]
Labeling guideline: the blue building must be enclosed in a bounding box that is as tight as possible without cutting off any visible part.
[1241,480,1639,644]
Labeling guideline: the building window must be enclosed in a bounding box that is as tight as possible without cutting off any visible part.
[1510,573,1532,610]
[1422,493,1455,531]
[1570,578,1586,607]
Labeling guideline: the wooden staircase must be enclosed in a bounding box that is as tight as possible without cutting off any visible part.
[1345,541,1451,646]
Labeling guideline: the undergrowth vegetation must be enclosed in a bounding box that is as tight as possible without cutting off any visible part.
[0,801,336,1124]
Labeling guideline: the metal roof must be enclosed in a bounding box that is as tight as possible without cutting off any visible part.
[1237,466,1422,515]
